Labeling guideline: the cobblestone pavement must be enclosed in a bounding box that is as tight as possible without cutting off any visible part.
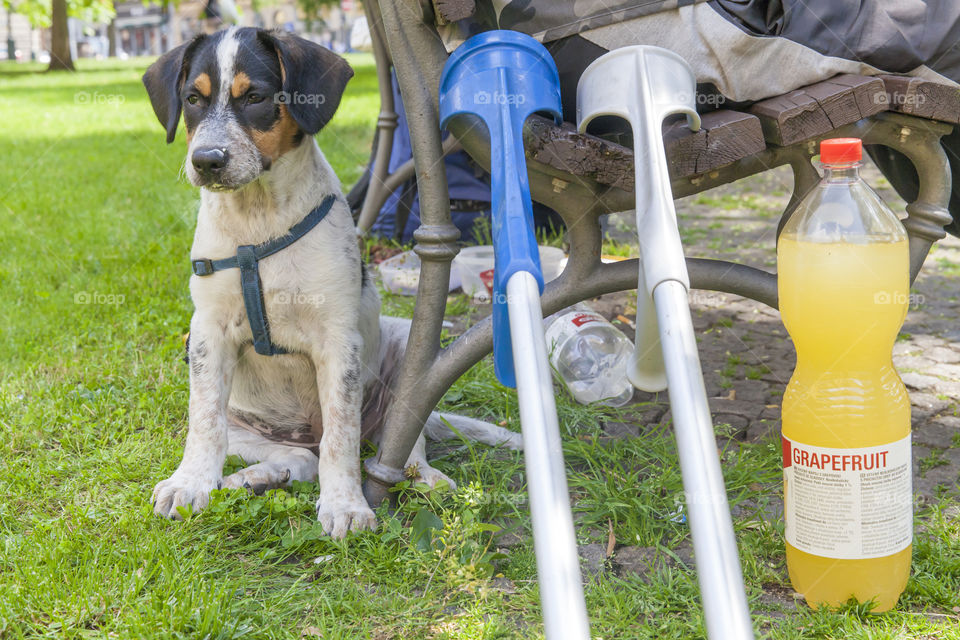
[595,161,960,504]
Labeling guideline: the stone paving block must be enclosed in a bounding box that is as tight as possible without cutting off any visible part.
[914,415,960,448]
[896,355,937,371]
[901,372,942,390]
[708,397,765,421]
[726,384,769,404]
[893,342,918,356]
[932,363,960,380]
[747,420,780,443]
[931,379,960,399]
[578,543,607,579]
[910,334,945,348]
[713,413,751,440]
[915,465,959,500]
[910,391,953,420]
[611,546,673,579]
[602,420,642,439]
[927,346,960,364]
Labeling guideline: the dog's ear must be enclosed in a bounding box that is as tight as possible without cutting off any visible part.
[142,36,205,143]
[259,31,354,135]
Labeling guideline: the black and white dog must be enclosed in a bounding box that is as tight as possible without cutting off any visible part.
[142,27,519,538]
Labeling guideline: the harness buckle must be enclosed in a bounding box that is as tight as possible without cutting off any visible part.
[192,258,215,276]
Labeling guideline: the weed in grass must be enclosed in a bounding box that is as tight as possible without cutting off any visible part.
[919,449,950,476]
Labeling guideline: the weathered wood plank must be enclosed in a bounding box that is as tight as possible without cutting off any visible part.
[432,0,475,24]
[664,110,765,176]
[879,75,960,124]
[522,108,766,193]
[523,118,635,193]
[749,74,885,145]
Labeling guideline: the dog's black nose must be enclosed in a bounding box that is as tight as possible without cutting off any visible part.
[192,148,229,176]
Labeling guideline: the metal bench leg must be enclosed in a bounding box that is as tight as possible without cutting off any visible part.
[355,0,399,234]
[363,0,459,505]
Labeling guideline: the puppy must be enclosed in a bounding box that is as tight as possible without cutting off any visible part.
[142,27,520,538]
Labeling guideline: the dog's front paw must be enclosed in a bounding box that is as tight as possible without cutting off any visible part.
[316,491,376,539]
[152,472,220,519]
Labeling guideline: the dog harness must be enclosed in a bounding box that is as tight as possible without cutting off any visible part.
[190,194,337,356]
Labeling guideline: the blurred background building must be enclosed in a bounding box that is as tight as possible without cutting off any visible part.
[1,0,363,62]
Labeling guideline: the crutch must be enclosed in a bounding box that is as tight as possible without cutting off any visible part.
[577,46,754,640]
[439,31,590,640]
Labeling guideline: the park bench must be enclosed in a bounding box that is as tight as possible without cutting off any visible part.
[357,0,957,505]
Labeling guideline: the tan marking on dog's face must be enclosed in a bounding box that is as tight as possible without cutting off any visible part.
[193,73,212,98]
[231,72,251,99]
[249,104,300,162]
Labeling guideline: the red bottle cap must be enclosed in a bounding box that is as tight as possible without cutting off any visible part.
[820,137,862,164]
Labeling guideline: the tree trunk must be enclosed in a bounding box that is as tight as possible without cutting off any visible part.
[48,0,74,71]
[107,19,117,57]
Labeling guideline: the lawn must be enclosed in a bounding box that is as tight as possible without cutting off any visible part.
[0,55,958,639]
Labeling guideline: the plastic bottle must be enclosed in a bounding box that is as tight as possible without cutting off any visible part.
[544,304,634,406]
[778,138,912,611]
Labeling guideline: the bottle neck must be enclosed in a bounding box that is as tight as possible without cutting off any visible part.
[822,161,861,183]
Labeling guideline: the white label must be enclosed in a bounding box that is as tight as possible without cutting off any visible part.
[783,434,912,559]
[544,311,605,365]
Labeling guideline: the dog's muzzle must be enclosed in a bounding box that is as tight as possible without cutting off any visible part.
[192,147,229,180]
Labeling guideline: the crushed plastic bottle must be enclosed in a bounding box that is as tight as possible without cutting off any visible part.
[544,304,634,406]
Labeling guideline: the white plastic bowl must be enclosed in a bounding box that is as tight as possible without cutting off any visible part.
[378,251,422,295]
[454,245,566,301]
[377,251,462,296]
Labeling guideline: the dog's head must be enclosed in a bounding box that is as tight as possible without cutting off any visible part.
[142,27,353,191]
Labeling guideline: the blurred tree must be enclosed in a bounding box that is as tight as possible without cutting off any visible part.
[4,0,112,69]
[106,0,115,56]
[48,0,71,68]
[295,0,335,34]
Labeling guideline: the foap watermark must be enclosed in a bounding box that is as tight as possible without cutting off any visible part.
[875,91,928,109]
[873,291,924,307]
[74,291,125,306]
[274,91,326,106]
[474,90,526,106]
[461,486,527,507]
[275,291,325,307]
[74,91,126,106]
[688,290,731,306]
[673,91,727,108]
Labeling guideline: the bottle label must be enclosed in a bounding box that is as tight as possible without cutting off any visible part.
[782,434,912,559]
[544,311,605,363]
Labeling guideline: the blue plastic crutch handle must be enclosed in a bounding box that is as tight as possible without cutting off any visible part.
[439,30,562,387]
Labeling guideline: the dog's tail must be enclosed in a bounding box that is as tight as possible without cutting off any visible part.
[424,412,522,450]
[374,316,522,450]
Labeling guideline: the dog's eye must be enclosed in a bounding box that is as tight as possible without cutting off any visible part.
[186,94,200,106]
[246,93,264,105]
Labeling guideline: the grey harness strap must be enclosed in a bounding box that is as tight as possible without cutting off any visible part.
[191,195,337,356]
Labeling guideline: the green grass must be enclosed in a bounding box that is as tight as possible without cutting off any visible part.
[2,57,959,639]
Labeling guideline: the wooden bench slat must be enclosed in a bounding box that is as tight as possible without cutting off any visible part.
[664,110,765,177]
[524,108,767,193]
[879,75,960,124]
[524,118,636,192]
[520,72,956,192]
[749,74,885,145]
